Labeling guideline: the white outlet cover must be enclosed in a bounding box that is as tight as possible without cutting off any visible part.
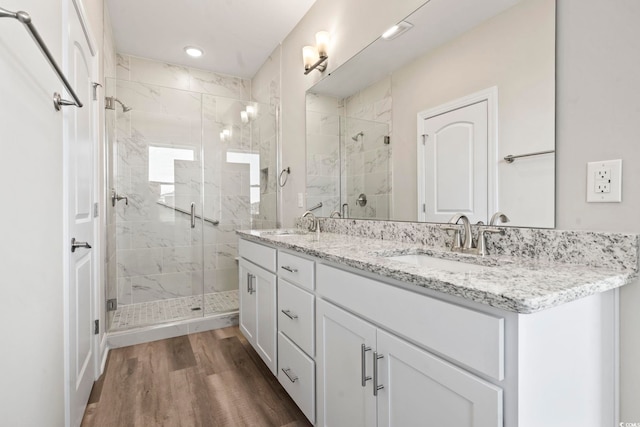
[587,159,622,203]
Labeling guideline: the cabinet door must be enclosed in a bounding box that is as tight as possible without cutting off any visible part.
[239,259,256,343]
[316,300,377,427]
[376,329,502,427]
[254,262,277,374]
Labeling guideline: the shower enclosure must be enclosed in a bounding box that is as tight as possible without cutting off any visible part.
[104,74,277,332]
[305,90,391,219]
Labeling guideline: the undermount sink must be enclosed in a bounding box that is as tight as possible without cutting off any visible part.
[386,254,490,273]
[263,229,309,237]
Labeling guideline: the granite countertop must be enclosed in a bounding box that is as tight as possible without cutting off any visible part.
[237,229,637,314]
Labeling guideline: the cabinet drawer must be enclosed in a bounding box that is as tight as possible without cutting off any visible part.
[239,239,276,272]
[278,332,315,423]
[278,251,315,290]
[317,263,505,380]
[278,279,314,356]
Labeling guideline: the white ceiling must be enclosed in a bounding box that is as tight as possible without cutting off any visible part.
[106,0,317,79]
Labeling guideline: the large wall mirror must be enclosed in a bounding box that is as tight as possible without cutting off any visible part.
[305,0,555,228]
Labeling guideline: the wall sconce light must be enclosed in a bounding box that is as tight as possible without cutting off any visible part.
[220,128,231,141]
[303,31,330,75]
[240,104,257,124]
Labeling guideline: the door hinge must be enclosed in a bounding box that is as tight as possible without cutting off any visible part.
[106,298,117,311]
[94,319,99,335]
[93,202,99,218]
[92,82,102,101]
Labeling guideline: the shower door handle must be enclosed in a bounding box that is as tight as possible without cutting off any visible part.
[190,203,196,228]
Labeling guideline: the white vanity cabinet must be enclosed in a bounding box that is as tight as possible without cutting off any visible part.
[315,267,502,427]
[238,236,617,427]
[238,240,277,374]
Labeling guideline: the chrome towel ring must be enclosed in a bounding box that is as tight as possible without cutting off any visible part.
[279,167,291,187]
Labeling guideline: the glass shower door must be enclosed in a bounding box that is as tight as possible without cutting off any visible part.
[201,95,276,317]
[107,78,206,331]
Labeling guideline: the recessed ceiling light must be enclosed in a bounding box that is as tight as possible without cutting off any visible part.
[381,21,413,40]
[184,46,204,58]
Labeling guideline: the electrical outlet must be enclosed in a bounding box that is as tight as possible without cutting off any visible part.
[595,181,610,193]
[587,159,622,202]
[297,193,304,208]
[596,169,610,181]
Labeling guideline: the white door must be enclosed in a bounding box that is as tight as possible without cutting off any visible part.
[65,2,97,426]
[239,260,257,343]
[376,329,502,427]
[316,300,377,427]
[254,263,277,374]
[420,101,488,223]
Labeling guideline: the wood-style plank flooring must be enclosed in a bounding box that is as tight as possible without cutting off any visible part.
[81,326,312,427]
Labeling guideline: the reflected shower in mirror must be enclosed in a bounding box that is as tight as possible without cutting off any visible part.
[305,0,555,228]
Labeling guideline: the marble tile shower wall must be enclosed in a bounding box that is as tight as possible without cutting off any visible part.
[344,77,393,220]
[113,54,273,305]
[306,93,341,217]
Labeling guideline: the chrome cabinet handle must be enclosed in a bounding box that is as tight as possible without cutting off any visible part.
[246,273,255,294]
[190,202,196,228]
[361,344,372,387]
[250,274,255,294]
[281,368,298,383]
[70,238,92,253]
[281,265,298,273]
[281,309,298,320]
[373,352,384,396]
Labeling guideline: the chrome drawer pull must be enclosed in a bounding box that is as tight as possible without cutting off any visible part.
[281,265,298,273]
[282,368,298,383]
[281,309,298,320]
[373,352,384,396]
[361,344,372,387]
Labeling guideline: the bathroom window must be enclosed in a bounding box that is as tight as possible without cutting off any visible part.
[148,145,196,200]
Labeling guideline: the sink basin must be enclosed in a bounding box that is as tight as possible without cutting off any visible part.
[386,254,489,273]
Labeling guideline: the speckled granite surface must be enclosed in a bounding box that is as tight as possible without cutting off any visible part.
[238,224,639,314]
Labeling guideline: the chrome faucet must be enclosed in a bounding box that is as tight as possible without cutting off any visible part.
[444,213,506,255]
[329,210,342,218]
[448,213,473,251]
[301,210,319,232]
[490,211,510,226]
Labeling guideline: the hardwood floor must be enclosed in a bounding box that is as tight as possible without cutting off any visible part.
[82,327,312,427]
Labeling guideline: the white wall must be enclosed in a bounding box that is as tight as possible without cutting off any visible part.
[0,0,64,425]
[260,0,640,421]
[555,0,640,420]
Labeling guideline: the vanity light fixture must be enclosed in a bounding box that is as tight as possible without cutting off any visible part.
[184,46,203,58]
[303,31,330,74]
[240,104,257,123]
[381,21,413,40]
[220,128,231,141]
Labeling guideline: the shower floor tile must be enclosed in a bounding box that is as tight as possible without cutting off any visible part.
[110,290,239,331]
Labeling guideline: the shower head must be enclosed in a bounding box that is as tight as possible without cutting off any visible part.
[352,131,364,141]
[105,96,132,112]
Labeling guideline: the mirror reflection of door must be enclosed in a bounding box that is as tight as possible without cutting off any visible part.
[419,100,489,224]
